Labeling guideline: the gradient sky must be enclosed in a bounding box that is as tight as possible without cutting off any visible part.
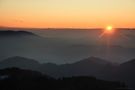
[0,0,135,28]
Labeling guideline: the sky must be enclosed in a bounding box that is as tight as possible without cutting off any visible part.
[0,0,135,28]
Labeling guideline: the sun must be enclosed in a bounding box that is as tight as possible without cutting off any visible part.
[105,25,114,34]
[99,25,115,37]
[106,26,113,31]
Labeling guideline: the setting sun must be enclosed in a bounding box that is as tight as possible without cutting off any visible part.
[99,25,115,37]
[106,26,113,31]
[105,25,115,34]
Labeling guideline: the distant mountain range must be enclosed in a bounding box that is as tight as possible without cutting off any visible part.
[0,30,135,64]
[0,56,135,88]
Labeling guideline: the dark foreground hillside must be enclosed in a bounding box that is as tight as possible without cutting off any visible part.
[0,68,127,90]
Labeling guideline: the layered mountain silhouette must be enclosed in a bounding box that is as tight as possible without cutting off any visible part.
[0,56,114,78]
[0,67,127,90]
[0,56,135,88]
[0,30,135,88]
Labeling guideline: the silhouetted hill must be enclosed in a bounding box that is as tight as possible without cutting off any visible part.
[55,57,114,78]
[0,30,37,37]
[0,67,43,78]
[0,68,55,90]
[0,56,40,70]
[120,59,135,67]
[116,59,135,88]
[73,56,111,65]
[0,68,127,90]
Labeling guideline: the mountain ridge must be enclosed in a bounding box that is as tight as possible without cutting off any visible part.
[0,56,135,88]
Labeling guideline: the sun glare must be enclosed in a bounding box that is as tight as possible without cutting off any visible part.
[106,26,113,31]
[99,25,115,38]
[105,25,114,34]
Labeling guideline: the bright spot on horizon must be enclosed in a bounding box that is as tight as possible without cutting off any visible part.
[99,25,115,38]
[106,26,113,31]
[105,25,114,34]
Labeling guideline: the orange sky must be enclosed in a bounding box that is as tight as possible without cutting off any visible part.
[0,0,135,28]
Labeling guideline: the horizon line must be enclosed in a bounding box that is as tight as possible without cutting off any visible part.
[0,26,135,30]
